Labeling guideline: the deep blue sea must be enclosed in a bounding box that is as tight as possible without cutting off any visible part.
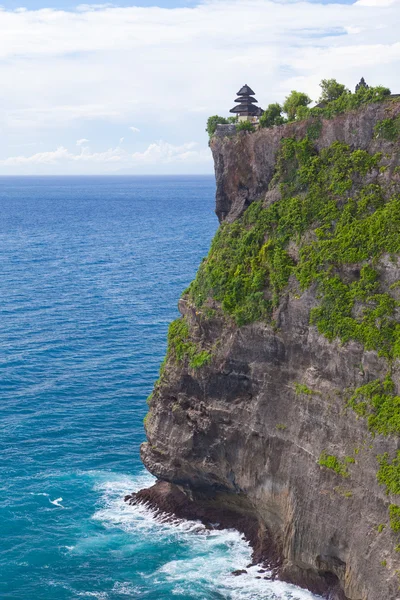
[0,176,319,600]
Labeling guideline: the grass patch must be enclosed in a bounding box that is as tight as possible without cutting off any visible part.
[389,505,400,532]
[348,376,400,436]
[167,317,212,369]
[294,383,314,395]
[377,452,400,495]
[318,451,350,478]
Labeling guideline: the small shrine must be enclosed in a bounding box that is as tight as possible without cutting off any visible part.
[229,85,263,122]
[355,77,369,92]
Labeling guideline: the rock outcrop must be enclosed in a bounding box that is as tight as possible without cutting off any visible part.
[130,100,400,600]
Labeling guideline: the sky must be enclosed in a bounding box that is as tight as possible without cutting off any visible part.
[0,0,399,175]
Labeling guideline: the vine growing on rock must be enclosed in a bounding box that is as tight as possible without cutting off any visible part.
[167,317,211,369]
[374,116,400,141]
[348,376,400,436]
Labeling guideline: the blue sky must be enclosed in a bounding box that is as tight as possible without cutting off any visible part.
[0,0,399,174]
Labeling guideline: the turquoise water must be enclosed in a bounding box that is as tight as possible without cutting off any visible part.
[0,176,319,600]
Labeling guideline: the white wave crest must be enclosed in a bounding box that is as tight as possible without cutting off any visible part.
[49,497,65,508]
[89,469,322,600]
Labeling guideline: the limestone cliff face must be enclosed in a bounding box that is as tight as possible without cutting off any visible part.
[138,101,400,600]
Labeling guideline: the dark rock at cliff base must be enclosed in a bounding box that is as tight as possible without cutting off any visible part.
[126,480,281,569]
[231,570,247,576]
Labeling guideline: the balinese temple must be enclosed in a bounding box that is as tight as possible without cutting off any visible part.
[230,85,264,122]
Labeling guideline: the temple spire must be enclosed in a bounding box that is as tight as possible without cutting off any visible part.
[355,77,369,92]
[230,84,263,122]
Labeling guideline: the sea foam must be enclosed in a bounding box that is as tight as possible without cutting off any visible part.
[92,470,321,600]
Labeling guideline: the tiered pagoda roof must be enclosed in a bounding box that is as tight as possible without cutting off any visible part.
[230,84,263,116]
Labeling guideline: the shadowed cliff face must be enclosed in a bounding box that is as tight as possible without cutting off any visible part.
[137,101,400,600]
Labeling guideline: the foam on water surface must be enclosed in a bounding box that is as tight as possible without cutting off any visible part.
[0,176,321,600]
[91,470,321,600]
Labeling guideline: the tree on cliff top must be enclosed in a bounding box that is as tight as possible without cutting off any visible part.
[283,91,312,121]
[259,103,286,128]
[318,79,349,104]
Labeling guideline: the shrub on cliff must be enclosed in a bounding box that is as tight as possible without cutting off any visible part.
[374,116,400,141]
[236,121,255,133]
[206,115,234,137]
[283,90,312,121]
[167,317,211,369]
[259,103,286,128]
[299,85,392,121]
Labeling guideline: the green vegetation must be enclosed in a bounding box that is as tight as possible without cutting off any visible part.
[236,121,255,133]
[390,505,400,532]
[304,85,391,121]
[275,423,287,431]
[294,383,314,395]
[306,119,322,140]
[283,90,312,121]
[207,79,396,136]
[188,137,400,353]
[377,524,386,533]
[206,115,236,137]
[259,103,286,128]
[374,117,400,141]
[318,79,349,104]
[318,452,350,478]
[377,452,400,495]
[188,202,283,325]
[167,317,211,369]
[348,377,400,436]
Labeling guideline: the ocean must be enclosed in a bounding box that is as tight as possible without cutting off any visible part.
[0,176,319,600]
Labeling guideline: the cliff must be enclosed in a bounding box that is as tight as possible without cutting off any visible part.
[128,100,400,600]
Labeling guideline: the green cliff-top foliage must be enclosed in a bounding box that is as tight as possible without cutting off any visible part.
[207,79,396,136]
[187,138,400,360]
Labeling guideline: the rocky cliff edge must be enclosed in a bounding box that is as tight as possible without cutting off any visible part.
[127,100,400,600]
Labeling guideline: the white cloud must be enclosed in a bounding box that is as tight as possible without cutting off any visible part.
[355,0,398,6]
[0,0,399,172]
[76,138,89,146]
[0,140,212,174]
